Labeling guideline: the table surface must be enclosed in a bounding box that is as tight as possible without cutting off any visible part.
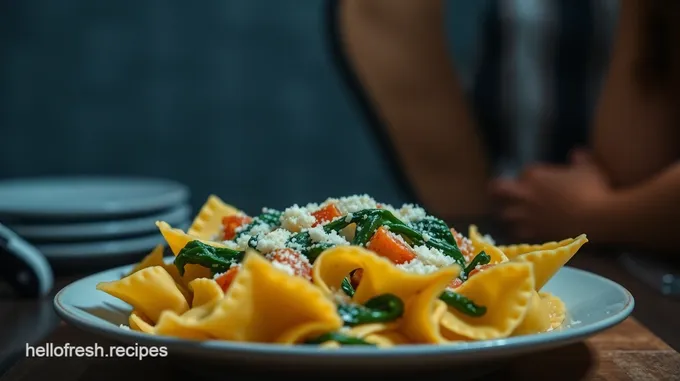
[1,250,680,380]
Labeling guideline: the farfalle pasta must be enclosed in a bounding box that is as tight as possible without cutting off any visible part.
[96,194,587,347]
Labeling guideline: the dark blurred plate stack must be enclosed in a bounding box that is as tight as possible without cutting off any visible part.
[0,177,190,274]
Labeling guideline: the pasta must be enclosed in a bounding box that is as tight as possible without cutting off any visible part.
[96,194,587,347]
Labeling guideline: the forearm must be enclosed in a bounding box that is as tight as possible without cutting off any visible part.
[590,162,680,250]
[592,0,679,187]
[342,0,490,217]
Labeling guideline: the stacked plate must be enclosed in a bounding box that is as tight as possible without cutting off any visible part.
[0,177,191,272]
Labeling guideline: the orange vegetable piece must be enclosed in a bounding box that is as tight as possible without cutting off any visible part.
[350,268,363,288]
[450,227,475,261]
[222,214,253,240]
[269,248,312,279]
[215,266,239,292]
[448,278,463,289]
[367,226,417,264]
[467,264,494,278]
[311,204,343,226]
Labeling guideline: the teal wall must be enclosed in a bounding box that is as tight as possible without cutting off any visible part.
[0,1,409,214]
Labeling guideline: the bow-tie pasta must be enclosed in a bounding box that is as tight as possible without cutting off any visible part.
[96,195,587,347]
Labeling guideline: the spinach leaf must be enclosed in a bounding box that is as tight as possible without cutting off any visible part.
[305,332,374,346]
[234,209,283,241]
[463,251,491,277]
[384,222,466,266]
[439,290,486,317]
[410,216,457,246]
[341,277,355,297]
[174,240,244,276]
[337,293,404,326]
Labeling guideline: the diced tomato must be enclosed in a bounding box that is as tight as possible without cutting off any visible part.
[450,228,474,261]
[376,203,383,209]
[450,228,460,241]
[350,268,363,288]
[367,226,417,264]
[448,278,463,289]
[467,264,494,278]
[222,214,253,240]
[269,248,312,279]
[215,267,240,292]
[311,204,343,226]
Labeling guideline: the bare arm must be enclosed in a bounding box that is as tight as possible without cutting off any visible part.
[590,162,680,250]
[341,0,490,218]
[589,0,680,251]
[592,0,679,188]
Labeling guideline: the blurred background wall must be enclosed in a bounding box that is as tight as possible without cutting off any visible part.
[0,0,415,214]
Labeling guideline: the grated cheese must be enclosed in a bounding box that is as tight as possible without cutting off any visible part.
[280,204,315,232]
[256,228,292,254]
[249,223,271,236]
[221,240,241,250]
[564,319,583,329]
[303,202,320,212]
[306,226,350,246]
[338,305,358,322]
[270,260,296,277]
[119,324,130,330]
[322,194,378,215]
[413,245,457,268]
[235,234,253,251]
[397,259,440,274]
[453,230,475,260]
[231,223,271,250]
[483,234,496,245]
[397,204,427,223]
[390,231,411,247]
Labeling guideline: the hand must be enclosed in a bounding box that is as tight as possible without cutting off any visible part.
[489,150,612,241]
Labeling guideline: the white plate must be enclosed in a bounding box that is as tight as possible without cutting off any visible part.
[54,264,634,372]
[8,205,191,241]
[0,177,188,219]
[36,233,165,259]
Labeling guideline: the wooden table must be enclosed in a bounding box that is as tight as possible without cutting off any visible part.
[1,251,679,380]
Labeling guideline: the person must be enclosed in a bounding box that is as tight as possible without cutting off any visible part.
[330,0,679,251]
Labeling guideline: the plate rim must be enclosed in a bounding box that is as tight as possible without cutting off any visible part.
[53,264,635,358]
[36,233,166,258]
[0,176,189,218]
[8,204,191,240]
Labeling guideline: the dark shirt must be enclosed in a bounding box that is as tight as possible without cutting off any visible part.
[445,0,619,175]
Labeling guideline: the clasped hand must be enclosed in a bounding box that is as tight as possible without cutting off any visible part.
[490,150,612,241]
